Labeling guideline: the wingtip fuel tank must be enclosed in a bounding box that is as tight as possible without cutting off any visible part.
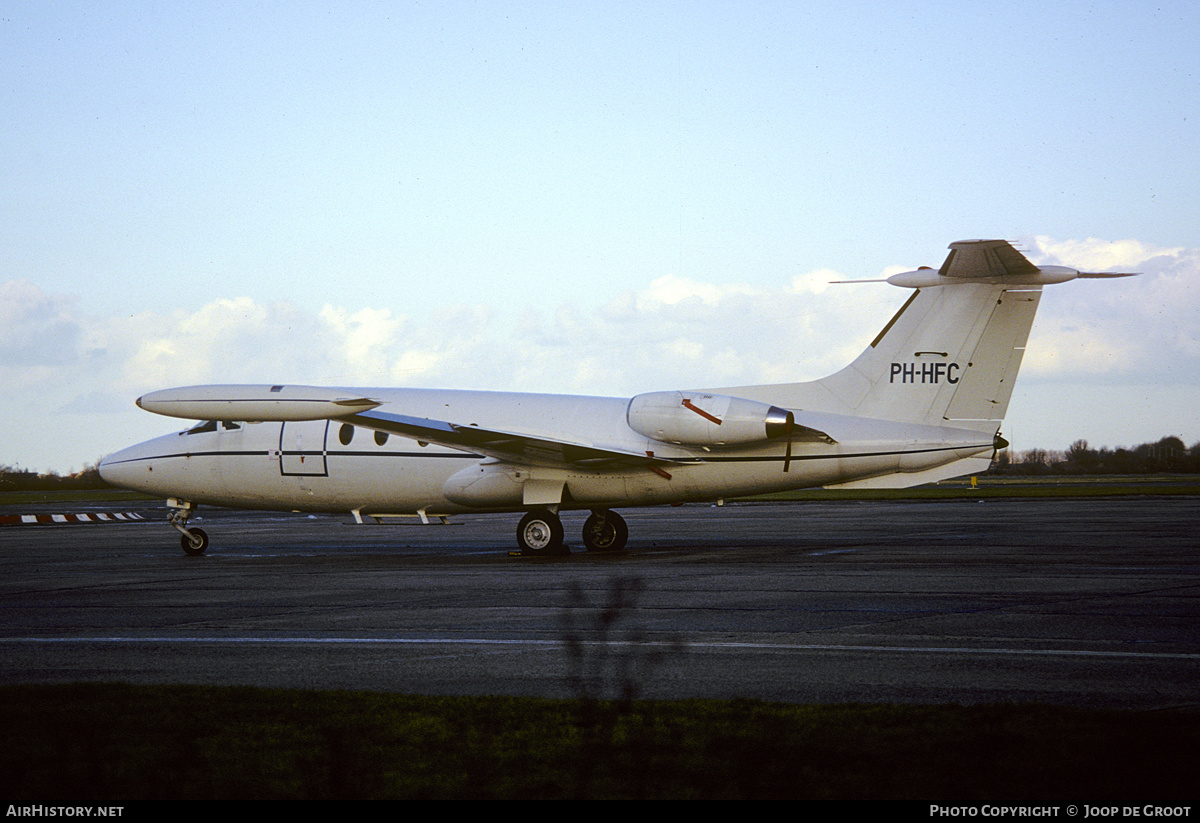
[136,384,381,422]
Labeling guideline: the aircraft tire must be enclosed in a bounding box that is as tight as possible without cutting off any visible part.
[582,511,628,552]
[517,509,565,556]
[181,527,209,556]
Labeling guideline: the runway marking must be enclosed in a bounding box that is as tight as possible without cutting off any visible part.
[0,512,146,525]
[3,637,1198,660]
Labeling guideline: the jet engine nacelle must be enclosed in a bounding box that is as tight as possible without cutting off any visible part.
[626,391,793,447]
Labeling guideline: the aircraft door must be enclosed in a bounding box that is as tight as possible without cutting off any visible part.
[279,420,329,476]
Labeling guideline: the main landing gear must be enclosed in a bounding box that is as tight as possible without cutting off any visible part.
[167,499,208,556]
[516,508,628,556]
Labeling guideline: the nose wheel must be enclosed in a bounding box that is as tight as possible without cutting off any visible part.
[180,527,209,556]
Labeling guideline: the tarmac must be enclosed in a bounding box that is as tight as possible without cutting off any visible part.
[2,495,1198,708]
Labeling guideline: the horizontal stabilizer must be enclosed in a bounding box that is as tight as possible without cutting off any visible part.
[836,240,1138,289]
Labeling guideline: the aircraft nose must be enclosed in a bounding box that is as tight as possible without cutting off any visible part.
[98,450,129,488]
[98,444,151,491]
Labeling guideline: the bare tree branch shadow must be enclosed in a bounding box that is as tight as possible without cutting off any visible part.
[559,575,687,796]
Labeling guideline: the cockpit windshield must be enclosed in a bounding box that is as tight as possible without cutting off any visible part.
[183,420,241,434]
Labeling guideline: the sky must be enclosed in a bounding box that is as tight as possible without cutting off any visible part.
[2,1,1199,473]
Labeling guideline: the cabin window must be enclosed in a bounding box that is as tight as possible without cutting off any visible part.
[339,423,355,446]
[375,431,389,446]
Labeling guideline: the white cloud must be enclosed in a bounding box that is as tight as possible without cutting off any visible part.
[1021,237,1200,383]
[638,274,761,307]
[318,305,407,378]
[788,267,844,295]
[1030,236,1183,271]
[0,280,82,374]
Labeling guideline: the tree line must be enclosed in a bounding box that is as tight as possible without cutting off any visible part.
[990,436,1200,475]
[0,464,104,492]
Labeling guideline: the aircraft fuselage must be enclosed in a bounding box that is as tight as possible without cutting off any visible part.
[100,386,994,517]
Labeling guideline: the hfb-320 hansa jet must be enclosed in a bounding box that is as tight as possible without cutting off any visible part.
[98,240,1132,556]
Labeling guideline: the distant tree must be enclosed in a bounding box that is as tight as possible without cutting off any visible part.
[1020,448,1050,475]
[1143,436,1187,471]
[1064,439,1099,474]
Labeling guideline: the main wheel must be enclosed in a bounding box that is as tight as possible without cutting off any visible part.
[517,509,565,555]
[582,510,628,552]
[181,527,209,556]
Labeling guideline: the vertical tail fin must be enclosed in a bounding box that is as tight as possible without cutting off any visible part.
[719,240,1096,432]
[812,280,1042,431]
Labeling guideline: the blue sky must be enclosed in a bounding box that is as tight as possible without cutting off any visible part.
[2,1,1198,472]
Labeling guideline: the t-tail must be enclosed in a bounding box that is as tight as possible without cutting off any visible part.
[723,239,1134,435]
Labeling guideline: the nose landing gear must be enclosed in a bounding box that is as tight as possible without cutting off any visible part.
[167,499,208,556]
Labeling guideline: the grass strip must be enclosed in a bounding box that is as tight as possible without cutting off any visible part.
[1,683,1196,800]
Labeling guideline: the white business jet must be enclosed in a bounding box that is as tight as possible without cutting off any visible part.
[98,240,1131,556]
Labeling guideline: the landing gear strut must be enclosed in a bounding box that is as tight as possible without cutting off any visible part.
[167,499,208,556]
